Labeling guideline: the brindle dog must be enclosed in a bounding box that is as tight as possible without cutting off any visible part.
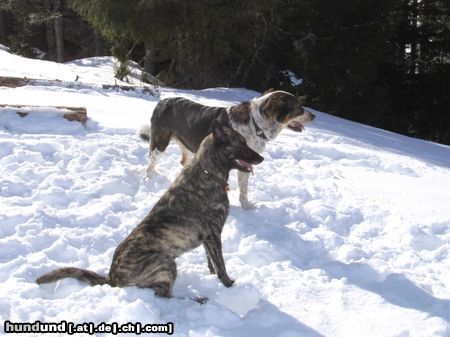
[36,120,263,301]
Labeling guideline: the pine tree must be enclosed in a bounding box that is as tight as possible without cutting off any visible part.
[1,0,107,61]
[0,0,64,59]
[388,0,450,143]
[280,0,396,123]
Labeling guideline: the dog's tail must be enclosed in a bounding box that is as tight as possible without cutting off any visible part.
[138,124,151,142]
[36,267,109,286]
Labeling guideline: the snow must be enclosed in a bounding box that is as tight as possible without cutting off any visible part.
[1,47,450,337]
[282,70,303,86]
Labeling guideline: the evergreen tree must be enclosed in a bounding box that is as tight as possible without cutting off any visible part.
[0,0,50,57]
[387,0,450,143]
[0,0,107,61]
[279,0,396,123]
[1,0,448,143]
[69,0,279,86]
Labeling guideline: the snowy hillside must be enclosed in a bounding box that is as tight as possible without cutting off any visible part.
[1,47,450,337]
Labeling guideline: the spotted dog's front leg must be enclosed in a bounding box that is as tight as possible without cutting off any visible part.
[147,149,162,177]
[237,171,256,210]
[147,126,171,177]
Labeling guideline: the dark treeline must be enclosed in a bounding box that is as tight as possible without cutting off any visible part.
[0,0,107,61]
[1,0,449,144]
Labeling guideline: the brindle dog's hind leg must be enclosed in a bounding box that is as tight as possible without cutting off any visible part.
[134,252,177,298]
[134,253,208,304]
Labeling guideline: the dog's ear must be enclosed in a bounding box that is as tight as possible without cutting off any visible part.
[229,102,251,124]
[211,120,228,144]
[261,97,290,122]
[276,104,290,123]
[261,88,275,96]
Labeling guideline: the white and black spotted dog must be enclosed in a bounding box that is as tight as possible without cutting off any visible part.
[139,90,315,209]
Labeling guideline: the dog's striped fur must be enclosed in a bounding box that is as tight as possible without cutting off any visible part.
[36,121,263,301]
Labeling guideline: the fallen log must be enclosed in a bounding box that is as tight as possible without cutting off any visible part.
[0,104,88,124]
[0,75,159,98]
[0,76,25,88]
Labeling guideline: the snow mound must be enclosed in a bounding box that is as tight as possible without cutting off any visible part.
[215,283,261,317]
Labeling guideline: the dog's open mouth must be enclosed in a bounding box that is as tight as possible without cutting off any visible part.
[233,159,254,174]
[287,121,305,132]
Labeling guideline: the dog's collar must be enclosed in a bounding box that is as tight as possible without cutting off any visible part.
[251,115,268,141]
[202,168,230,192]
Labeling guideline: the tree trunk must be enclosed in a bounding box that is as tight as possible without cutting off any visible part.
[53,0,64,62]
[94,30,103,56]
[144,40,156,75]
[0,10,5,44]
[409,0,418,75]
[46,20,56,61]
[22,16,28,38]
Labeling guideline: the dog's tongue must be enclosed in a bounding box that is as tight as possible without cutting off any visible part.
[288,121,304,132]
[235,159,254,174]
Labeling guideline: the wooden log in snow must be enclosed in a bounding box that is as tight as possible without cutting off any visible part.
[0,75,159,98]
[0,76,30,88]
[0,104,88,124]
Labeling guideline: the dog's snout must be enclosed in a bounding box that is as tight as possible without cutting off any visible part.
[251,152,264,165]
[304,108,316,121]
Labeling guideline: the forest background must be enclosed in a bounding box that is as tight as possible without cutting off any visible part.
[0,0,448,144]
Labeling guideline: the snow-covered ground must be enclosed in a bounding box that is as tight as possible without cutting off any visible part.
[1,46,450,337]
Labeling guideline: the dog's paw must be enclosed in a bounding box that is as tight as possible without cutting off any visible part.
[222,278,235,288]
[146,168,156,178]
[240,198,257,210]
